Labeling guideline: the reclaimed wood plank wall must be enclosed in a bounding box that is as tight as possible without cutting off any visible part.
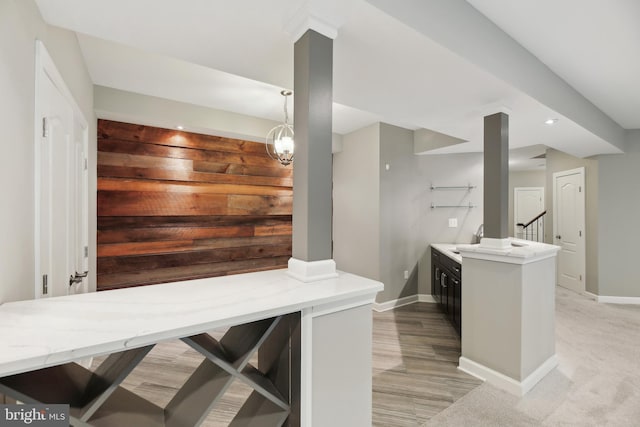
[97,120,293,290]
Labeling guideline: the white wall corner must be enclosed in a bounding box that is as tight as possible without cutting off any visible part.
[287,258,338,283]
[458,355,558,396]
[372,293,435,312]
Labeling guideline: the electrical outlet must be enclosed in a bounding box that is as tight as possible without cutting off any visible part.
[448,218,458,228]
[404,270,409,279]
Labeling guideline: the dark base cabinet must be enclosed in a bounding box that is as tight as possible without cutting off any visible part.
[431,247,462,336]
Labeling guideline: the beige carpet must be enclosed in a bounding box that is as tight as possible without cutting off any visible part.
[426,287,640,426]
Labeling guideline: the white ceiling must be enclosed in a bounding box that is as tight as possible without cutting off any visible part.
[34,0,637,164]
[467,0,640,129]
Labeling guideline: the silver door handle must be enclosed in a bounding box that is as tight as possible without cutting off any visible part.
[69,271,88,286]
[555,235,561,239]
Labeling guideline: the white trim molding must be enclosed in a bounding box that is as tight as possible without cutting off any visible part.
[372,294,435,312]
[597,295,640,305]
[287,258,338,283]
[458,355,558,396]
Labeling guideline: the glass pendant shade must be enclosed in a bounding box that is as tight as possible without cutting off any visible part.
[266,90,294,166]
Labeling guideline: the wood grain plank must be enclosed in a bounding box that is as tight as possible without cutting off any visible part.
[99,138,283,169]
[98,226,256,244]
[254,223,293,237]
[97,191,229,216]
[97,257,290,290]
[98,120,267,156]
[97,165,293,188]
[98,235,292,257]
[98,244,292,275]
[97,216,292,230]
[227,195,292,215]
[98,178,291,197]
[98,151,194,171]
[193,160,292,178]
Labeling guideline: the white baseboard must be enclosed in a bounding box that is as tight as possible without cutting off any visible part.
[458,354,558,396]
[583,291,598,301]
[418,294,436,303]
[373,294,435,312]
[597,295,640,305]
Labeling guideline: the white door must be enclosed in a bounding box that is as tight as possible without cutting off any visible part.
[514,187,544,241]
[35,41,89,298]
[553,167,585,293]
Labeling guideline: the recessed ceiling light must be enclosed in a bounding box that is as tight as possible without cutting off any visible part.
[176,125,184,130]
[544,118,558,125]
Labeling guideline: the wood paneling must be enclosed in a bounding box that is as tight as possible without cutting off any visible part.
[97,120,292,291]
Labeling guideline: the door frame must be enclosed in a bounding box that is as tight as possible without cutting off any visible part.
[552,167,586,292]
[513,187,545,239]
[34,40,89,298]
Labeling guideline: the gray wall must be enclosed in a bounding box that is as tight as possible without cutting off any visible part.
[333,122,484,303]
[0,0,95,303]
[596,152,640,297]
[379,124,420,302]
[416,153,484,295]
[508,170,546,237]
[545,148,599,294]
[333,124,381,281]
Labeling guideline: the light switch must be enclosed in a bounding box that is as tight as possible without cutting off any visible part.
[448,218,458,228]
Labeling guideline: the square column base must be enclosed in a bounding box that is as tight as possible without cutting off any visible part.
[287,258,338,283]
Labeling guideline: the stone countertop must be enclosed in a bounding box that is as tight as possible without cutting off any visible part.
[0,269,383,377]
[457,238,559,265]
[431,243,463,264]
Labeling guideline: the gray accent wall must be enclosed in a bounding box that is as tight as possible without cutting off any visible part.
[333,123,381,282]
[508,170,546,238]
[545,148,599,294]
[379,124,420,301]
[0,0,95,303]
[597,152,640,297]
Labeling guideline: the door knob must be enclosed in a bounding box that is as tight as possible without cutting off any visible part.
[69,271,89,286]
[555,235,561,239]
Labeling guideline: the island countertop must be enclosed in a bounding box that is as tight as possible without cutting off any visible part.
[0,269,383,377]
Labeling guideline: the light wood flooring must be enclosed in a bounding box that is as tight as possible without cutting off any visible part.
[372,303,481,426]
[91,302,481,426]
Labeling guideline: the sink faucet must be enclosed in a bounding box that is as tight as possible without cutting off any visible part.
[473,224,484,244]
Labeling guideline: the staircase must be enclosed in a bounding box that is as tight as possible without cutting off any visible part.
[516,210,546,242]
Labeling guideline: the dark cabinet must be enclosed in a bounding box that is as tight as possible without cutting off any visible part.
[431,247,462,336]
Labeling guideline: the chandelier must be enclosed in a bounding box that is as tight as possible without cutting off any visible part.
[266,90,294,166]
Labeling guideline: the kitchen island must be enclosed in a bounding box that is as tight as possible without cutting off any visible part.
[0,269,382,426]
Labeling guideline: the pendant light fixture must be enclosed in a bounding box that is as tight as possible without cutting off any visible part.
[266,90,294,166]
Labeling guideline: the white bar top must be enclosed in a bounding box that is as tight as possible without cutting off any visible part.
[0,269,382,377]
[458,238,559,265]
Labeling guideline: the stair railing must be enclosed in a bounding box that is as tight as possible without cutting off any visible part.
[517,210,546,242]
